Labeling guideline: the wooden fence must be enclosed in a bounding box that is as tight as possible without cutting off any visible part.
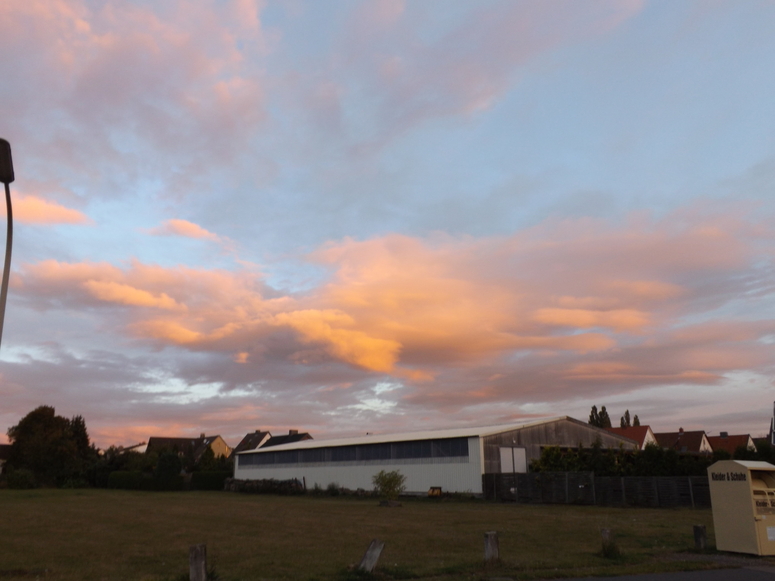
[482,472,711,508]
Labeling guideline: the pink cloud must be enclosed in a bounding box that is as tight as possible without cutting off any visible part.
[147,219,221,242]
[0,194,91,225]
[10,204,774,435]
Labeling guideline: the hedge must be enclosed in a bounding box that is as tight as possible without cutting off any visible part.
[191,471,232,491]
[107,471,184,491]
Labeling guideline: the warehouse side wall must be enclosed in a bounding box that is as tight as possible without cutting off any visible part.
[234,436,483,494]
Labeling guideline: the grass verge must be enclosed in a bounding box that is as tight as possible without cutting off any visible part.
[0,489,766,580]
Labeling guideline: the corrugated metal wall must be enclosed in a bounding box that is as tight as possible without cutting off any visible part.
[233,436,483,494]
[481,417,638,473]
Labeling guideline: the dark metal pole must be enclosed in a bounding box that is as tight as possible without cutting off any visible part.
[0,138,15,350]
[0,180,12,348]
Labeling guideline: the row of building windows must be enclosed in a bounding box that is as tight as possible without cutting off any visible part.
[238,437,470,467]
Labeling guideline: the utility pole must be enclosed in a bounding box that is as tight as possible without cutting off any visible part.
[0,138,15,350]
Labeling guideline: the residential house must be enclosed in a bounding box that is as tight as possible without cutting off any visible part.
[605,425,658,450]
[231,430,272,456]
[706,432,757,455]
[260,429,313,448]
[654,428,713,454]
[146,434,231,462]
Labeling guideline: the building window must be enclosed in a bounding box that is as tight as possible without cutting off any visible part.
[238,437,469,467]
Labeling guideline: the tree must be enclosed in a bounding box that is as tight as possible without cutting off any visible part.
[620,410,631,428]
[598,406,612,428]
[372,470,406,500]
[589,405,600,427]
[633,415,640,427]
[6,406,96,486]
[589,405,612,428]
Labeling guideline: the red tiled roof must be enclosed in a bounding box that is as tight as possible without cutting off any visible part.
[706,434,754,454]
[605,426,651,447]
[654,430,708,453]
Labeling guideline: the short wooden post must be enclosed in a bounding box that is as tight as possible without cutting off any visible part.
[484,531,499,564]
[693,524,707,551]
[358,539,385,573]
[189,544,207,581]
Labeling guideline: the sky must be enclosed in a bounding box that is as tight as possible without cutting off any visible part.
[1,0,774,448]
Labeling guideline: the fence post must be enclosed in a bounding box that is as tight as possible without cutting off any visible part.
[189,544,206,581]
[358,539,385,573]
[621,476,626,506]
[688,476,695,509]
[693,525,706,550]
[484,531,499,564]
[591,473,597,505]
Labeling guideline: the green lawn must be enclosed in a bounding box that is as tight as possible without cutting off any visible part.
[0,489,762,580]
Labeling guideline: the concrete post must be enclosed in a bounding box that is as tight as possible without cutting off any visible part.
[693,524,707,551]
[484,531,499,564]
[189,544,207,581]
[358,539,385,573]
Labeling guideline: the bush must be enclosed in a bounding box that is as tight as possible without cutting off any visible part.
[191,471,232,491]
[372,470,406,500]
[224,478,304,495]
[107,470,145,490]
[60,477,89,489]
[7,468,36,489]
[326,482,340,496]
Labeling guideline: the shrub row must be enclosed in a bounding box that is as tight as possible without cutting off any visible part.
[224,477,305,495]
[191,471,232,491]
[107,471,184,491]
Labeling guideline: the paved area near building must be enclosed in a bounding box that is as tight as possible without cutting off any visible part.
[567,565,775,580]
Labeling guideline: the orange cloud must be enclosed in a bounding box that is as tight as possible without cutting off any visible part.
[1,195,91,225]
[15,207,771,391]
[273,310,402,373]
[82,280,183,310]
[130,320,203,345]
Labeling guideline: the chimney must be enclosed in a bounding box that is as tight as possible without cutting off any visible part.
[678,427,684,434]
[200,433,205,439]
[720,431,728,438]
[289,429,298,435]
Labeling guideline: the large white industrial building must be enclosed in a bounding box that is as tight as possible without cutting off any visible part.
[233,416,637,495]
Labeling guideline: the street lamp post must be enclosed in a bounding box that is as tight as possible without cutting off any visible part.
[0,138,14,350]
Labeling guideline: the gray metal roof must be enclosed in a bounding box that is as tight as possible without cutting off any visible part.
[236,416,568,455]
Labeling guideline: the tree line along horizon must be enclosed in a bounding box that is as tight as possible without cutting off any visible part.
[1,404,774,490]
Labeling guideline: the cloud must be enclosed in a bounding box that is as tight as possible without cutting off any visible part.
[334,0,645,148]
[0,0,269,199]
[147,219,221,242]
[533,308,650,331]
[14,205,774,397]
[82,280,183,310]
[0,194,91,225]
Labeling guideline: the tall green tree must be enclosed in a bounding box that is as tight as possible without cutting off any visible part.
[633,415,640,427]
[598,406,612,428]
[6,406,96,486]
[589,405,612,428]
[589,405,600,427]
[620,410,631,428]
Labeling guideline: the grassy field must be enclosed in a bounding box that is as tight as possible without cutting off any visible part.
[0,489,765,580]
